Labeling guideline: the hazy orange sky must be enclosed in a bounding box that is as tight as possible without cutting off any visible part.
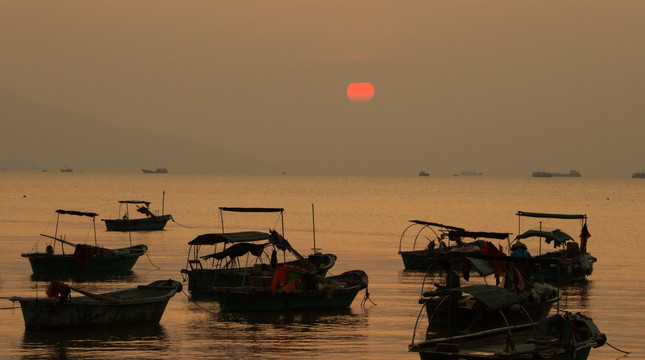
[2,1,645,176]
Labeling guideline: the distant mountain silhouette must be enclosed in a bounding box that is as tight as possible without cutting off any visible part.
[0,90,277,174]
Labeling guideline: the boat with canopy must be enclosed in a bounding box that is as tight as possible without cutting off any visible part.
[512,211,596,281]
[398,220,511,271]
[22,209,148,275]
[181,207,337,296]
[101,195,172,231]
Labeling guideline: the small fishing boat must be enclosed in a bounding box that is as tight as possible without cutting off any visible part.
[398,220,511,271]
[101,195,172,232]
[423,284,558,333]
[409,312,606,360]
[421,283,559,336]
[13,279,182,330]
[212,267,368,312]
[513,211,596,282]
[22,209,148,275]
[181,207,337,296]
[418,250,559,337]
[410,233,605,360]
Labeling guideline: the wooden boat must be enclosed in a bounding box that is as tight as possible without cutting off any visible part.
[181,207,337,296]
[421,284,559,336]
[13,279,182,330]
[513,211,596,282]
[398,220,510,271]
[409,312,606,360]
[418,252,559,337]
[22,209,148,275]
[102,197,172,231]
[212,267,368,312]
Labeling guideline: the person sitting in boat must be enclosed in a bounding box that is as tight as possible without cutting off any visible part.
[511,242,531,258]
[511,242,531,277]
[435,261,461,305]
[426,240,436,252]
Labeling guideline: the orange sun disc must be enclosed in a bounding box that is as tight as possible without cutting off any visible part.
[347,82,374,102]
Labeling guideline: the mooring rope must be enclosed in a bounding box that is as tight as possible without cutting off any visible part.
[145,251,161,270]
[606,341,630,354]
[170,217,195,229]
[361,287,376,307]
[181,289,219,315]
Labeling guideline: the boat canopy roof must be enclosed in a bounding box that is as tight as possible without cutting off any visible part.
[219,207,284,213]
[515,229,573,247]
[188,231,271,245]
[118,200,151,206]
[517,211,586,220]
[201,242,267,260]
[429,285,529,311]
[408,220,465,231]
[448,230,510,240]
[55,209,98,218]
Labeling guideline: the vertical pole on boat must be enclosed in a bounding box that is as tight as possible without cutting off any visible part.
[280,208,286,263]
[162,191,165,216]
[312,203,317,253]
[92,215,97,246]
[55,211,61,253]
[538,222,542,256]
[219,208,225,233]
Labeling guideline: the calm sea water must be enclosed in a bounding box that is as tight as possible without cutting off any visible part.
[0,172,642,359]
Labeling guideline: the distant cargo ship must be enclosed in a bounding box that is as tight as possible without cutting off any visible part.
[532,169,581,178]
[142,168,168,174]
[633,171,645,178]
[460,170,483,176]
[418,171,429,177]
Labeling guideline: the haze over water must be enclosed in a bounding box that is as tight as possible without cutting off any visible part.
[0,172,642,359]
[3,1,645,177]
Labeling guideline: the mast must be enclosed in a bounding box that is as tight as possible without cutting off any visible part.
[93,215,97,246]
[312,203,318,253]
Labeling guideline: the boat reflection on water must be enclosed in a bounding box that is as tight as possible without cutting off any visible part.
[214,306,363,325]
[559,279,593,310]
[179,305,369,358]
[30,270,139,283]
[22,324,167,359]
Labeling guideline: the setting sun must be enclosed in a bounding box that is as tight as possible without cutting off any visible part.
[346,82,374,102]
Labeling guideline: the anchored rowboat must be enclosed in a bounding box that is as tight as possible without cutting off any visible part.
[13,279,182,330]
